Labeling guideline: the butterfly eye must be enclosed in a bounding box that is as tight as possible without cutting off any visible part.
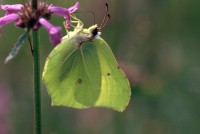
[92,27,98,36]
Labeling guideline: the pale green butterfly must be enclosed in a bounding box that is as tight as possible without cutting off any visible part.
[42,4,131,112]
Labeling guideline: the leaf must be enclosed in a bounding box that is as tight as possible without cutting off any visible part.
[4,31,28,63]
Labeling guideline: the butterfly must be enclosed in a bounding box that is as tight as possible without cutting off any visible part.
[42,4,131,112]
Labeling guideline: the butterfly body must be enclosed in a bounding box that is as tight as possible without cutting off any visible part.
[64,24,101,48]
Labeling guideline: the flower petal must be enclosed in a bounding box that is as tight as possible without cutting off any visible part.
[49,27,62,45]
[65,19,71,29]
[39,18,62,45]
[1,4,23,15]
[48,2,80,28]
[48,5,68,17]
[0,14,20,28]
[68,2,80,13]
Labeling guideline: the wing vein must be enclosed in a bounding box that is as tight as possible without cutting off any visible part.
[59,49,77,69]
[80,47,94,89]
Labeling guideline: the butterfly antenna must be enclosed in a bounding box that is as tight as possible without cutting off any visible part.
[87,10,96,25]
[99,3,110,30]
[74,10,96,25]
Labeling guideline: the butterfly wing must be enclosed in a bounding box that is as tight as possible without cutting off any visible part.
[43,37,131,112]
[43,37,101,108]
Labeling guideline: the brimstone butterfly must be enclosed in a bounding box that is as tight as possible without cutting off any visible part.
[42,6,131,112]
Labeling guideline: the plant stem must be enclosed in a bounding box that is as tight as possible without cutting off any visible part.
[32,30,42,134]
[32,0,41,134]
[32,0,38,10]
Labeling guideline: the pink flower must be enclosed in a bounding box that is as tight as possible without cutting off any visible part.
[0,2,80,45]
[39,18,62,45]
[1,4,23,15]
[0,14,20,28]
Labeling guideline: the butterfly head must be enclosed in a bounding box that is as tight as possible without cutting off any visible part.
[70,3,109,45]
[88,3,110,39]
[88,24,101,38]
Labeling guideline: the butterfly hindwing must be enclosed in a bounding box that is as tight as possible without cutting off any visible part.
[43,37,101,108]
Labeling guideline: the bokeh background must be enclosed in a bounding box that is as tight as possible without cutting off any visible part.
[0,0,200,134]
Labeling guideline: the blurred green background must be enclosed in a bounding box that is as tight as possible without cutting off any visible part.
[1,0,200,134]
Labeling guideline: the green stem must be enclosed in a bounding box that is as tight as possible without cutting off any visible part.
[32,0,41,134]
[32,31,42,134]
[32,0,38,10]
